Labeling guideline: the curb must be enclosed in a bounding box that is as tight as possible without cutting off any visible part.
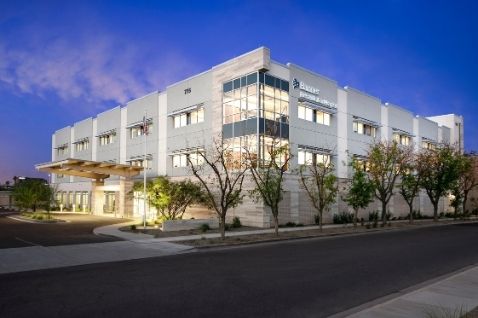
[7,215,68,224]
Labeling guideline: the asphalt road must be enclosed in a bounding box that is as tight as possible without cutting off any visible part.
[0,214,125,248]
[1,223,478,318]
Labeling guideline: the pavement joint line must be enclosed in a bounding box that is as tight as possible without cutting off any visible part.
[14,236,41,247]
[328,262,478,318]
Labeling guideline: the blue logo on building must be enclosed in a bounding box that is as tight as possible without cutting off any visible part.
[292,78,300,89]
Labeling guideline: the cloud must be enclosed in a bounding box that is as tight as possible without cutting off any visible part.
[0,32,196,110]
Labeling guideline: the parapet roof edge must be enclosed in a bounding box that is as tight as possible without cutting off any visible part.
[166,69,212,89]
[211,46,270,70]
[415,115,439,126]
[96,105,121,117]
[383,102,415,116]
[125,90,160,105]
[286,63,338,85]
[343,86,382,103]
[54,126,71,134]
[73,117,94,126]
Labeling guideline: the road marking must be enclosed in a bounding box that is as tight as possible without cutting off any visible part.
[14,237,41,246]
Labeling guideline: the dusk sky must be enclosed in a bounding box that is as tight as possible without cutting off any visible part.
[0,0,477,182]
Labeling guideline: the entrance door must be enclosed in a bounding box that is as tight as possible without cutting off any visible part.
[103,191,116,214]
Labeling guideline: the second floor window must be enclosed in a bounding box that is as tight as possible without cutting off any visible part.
[298,104,331,126]
[74,139,89,152]
[393,133,411,146]
[353,121,376,137]
[298,148,331,166]
[99,134,115,146]
[57,145,68,156]
[173,107,204,128]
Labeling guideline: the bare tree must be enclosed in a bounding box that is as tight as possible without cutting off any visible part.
[299,155,338,231]
[188,137,247,239]
[367,140,412,225]
[458,154,478,215]
[246,138,291,236]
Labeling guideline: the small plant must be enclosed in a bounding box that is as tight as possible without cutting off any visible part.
[231,217,242,228]
[199,223,210,233]
[333,212,354,225]
[285,221,297,227]
[368,211,379,222]
[130,224,137,231]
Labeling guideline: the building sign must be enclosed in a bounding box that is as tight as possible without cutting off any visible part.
[292,78,337,108]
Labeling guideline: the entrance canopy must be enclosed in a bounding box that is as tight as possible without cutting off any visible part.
[36,158,143,180]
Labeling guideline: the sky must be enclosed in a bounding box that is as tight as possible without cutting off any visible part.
[0,0,477,182]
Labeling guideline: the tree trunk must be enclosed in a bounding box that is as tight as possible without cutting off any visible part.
[273,215,279,236]
[433,202,439,222]
[409,204,414,224]
[219,215,226,240]
[463,193,468,216]
[319,212,323,232]
[381,200,387,226]
[353,208,358,228]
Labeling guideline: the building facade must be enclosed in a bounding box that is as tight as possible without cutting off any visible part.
[46,47,464,227]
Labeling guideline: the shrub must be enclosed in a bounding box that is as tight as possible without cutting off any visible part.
[333,212,354,224]
[199,223,210,233]
[285,221,297,227]
[296,223,304,227]
[368,211,379,222]
[231,217,242,228]
[224,223,231,231]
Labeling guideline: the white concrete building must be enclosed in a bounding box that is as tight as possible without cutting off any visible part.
[39,47,464,227]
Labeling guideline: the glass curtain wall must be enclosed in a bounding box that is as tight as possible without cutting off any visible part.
[223,72,289,167]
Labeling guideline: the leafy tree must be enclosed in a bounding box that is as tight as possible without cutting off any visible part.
[417,145,462,221]
[298,156,338,231]
[455,154,478,216]
[343,159,375,227]
[367,141,411,225]
[399,157,422,224]
[12,179,52,212]
[246,140,291,236]
[134,176,204,221]
[189,137,247,239]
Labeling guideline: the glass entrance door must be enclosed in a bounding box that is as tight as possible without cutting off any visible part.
[103,191,116,214]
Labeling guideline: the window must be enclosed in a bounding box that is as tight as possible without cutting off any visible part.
[393,133,410,145]
[57,145,68,156]
[223,72,289,125]
[129,158,152,168]
[298,103,331,126]
[74,139,89,152]
[173,107,204,128]
[298,148,331,166]
[422,140,436,150]
[172,151,204,168]
[353,121,376,137]
[99,134,115,146]
[129,120,152,139]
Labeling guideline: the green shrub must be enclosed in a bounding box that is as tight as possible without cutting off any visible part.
[224,223,231,231]
[368,211,379,222]
[333,211,353,224]
[314,214,320,225]
[130,224,137,231]
[231,217,242,228]
[199,223,210,233]
[285,222,297,227]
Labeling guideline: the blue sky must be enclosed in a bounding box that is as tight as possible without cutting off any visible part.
[0,0,477,182]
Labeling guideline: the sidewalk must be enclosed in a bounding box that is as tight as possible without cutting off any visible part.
[94,218,474,243]
[333,265,478,318]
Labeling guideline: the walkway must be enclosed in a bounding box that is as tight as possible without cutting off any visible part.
[340,265,478,317]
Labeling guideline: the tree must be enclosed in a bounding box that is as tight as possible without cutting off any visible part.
[399,157,422,224]
[12,179,52,212]
[246,139,291,236]
[343,159,375,228]
[298,155,338,231]
[456,154,478,216]
[367,141,411,225]
[188,137,247,239]
[134,176,204,221]
[417,145,462,221]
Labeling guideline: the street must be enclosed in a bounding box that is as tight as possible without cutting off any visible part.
[1,223,478,317]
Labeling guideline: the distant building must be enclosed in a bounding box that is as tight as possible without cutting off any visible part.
[39,47,464,227]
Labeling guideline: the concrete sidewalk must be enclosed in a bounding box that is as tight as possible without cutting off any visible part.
[331,265,478,318]
[0,240,194,274]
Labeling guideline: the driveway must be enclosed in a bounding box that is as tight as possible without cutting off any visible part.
[0,214,127,248]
